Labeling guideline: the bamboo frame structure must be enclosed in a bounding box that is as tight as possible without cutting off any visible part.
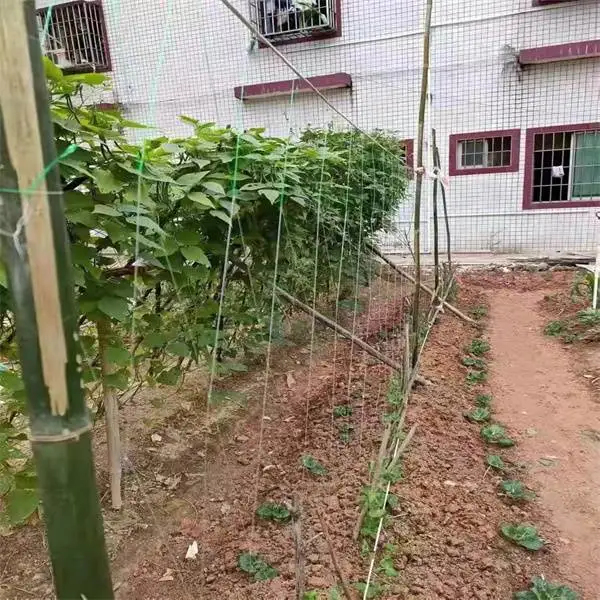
[0,2,113,597]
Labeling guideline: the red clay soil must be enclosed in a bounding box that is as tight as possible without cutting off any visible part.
[0,272,592,599]
[487,288,600,597]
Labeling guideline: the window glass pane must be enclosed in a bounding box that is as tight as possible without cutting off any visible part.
[571,132,600,199]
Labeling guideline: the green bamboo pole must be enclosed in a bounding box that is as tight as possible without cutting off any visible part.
[411,0,434,367]
[0,2,113,598]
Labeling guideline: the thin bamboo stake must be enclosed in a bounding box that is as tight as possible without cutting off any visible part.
[275,286,405,373]
[411,0,434,367]
[431,128,440,292]
[432,129,452,269]
[317,508,356,600]
[0,2,113,598]
[292,497,305,600]
[366,243,476,325]
[97,319,122,510]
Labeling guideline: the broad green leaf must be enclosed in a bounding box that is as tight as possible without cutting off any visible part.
[166,341,189,357]
[5,488,38,526]
[93,204,121,217]
[258,189,280,203]
[143,332,169,348]
[105,371,130,390]
[0,371,24,393]
[0,471,14,495]
[176,172,209,188]
[180,246,210,266]
[98,296,130,322]
[125,215,166,235]
[209,210,231,225]
[157,367,181,386]
[202,181,226,196]
[43,57,63,81]
[93,169,123,194]
[188,192,214,208]
[68,72,107,85]
[105,346,131,366]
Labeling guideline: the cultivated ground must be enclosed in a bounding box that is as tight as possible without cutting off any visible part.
[1,269,598,599]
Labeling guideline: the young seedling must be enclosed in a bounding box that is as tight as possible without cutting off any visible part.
[476,394,493,408]
[462,356,487,370]
[238,552,278,581]
[256,502,292,523]
[500,523,545,551]
[514,576,578,600]
[377,544,399,577]
[466,370,487,385]
[466,338,490,356]
[301,455,327,476]
[338,423,354,443]
[577,309,600,327]
[465,407,491,423]
[355,581,384,599]
[481,424,514,447]
[333,404,353,418]
[500,480,535,501]
[486,454,506,471]
[303,592,319,600]
[470,306,488,320]
[544,320,565,337]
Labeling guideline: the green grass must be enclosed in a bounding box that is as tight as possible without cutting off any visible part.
[466,338,490,356]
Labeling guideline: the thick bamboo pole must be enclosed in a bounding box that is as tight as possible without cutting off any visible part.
[0,2,113,598]
[411,0,434,367]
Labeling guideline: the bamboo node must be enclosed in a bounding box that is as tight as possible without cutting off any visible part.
[29,423,92,443]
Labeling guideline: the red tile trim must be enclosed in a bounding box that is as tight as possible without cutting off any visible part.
[519,40,600,65]
[234,72,352,101]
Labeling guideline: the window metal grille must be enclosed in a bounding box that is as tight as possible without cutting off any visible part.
[532,130,600,203]
[249,0,338,42]
[458,136,512,169]
[37,1,110,73]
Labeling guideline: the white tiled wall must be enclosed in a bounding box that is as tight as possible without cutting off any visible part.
[40,0,600,254]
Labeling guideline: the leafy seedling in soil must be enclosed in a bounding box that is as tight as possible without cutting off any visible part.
[333,404,353,418]
[481,424,514,447]
[470,306,488,320]
[500,480,536,501]
[466,338,490,356]
[514,576,579,600]
[476,394,493,408]
[355,581,384,599]
[466,370,487,385]
[377,544,399,577]
[462,356,487,370]
[486,454,506,471]
[577,308,600,327]
[256,502,292,522]
[544,320,566,337]
[238,552,278,581]
[303,593,319,600]
[301,455,327,476]
[501,524,545,551]
[465,407,491,423]
[338,423,354,443]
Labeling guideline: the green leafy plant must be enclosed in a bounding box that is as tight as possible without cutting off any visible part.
[360,487,398,540]
[354,581,384,599]
[466,407,491,422]
[333,405,353,418]
[238,552,278,581]
[544,320,566,337]
[462,356,487,370]
[500,480,535,501]
[486,454,506,471]
[514,576,578,600]
[377,544,399,578]
[256,502,292,522]
[501,524,545,550]
[476,394,493,408]
[466,339,490,356]
[481,424,515,447]
[470,306,488,320]
[303,592,319,600]
[577,309,600,327]
[338,423,354,443]
[301,455,327,476]
[466,370,487,385]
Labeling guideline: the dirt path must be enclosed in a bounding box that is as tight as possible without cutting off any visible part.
[488,289,600,598]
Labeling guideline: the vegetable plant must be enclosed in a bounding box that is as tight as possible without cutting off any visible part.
[333,405,353,418]
[544,321,566,337]
[476,394,492,408]
[514,576,578,600]
[466,339,490,356]
[481,424,514,447]
[501,524,545,550]
[486,454,506,471]
[301,455,327,476]
[238,552,278,581]
[462,356,486,370]
[466,370,487,385]
[256,502,292,522]
[466,407,491,422]
[500,480,535,501]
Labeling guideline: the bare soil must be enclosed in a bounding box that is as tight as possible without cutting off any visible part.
[1,270,596,599]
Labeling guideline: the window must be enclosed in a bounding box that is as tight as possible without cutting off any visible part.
[523,124,600,209]
[249,0,341,45]
[449,130,520,176]
[37,1,110,73]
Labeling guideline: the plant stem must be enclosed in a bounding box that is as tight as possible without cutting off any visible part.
[431,128,440,293]
[0,3,113,597]
[97,319,122,510]
[411,0,434,367]
[432,128,452,269]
